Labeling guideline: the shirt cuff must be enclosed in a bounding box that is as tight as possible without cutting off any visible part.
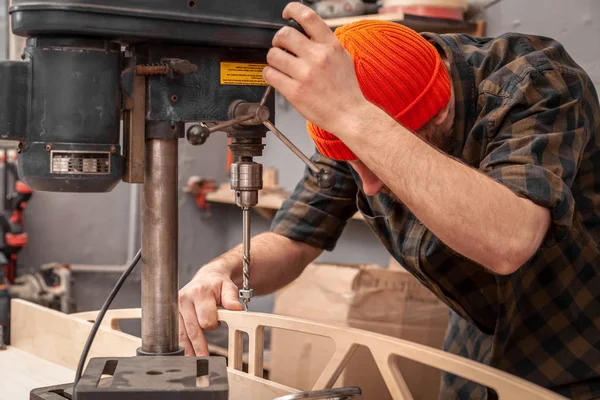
[270,199,347,251]
[483,164,575,244]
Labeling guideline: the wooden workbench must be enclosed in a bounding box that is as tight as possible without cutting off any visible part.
[0,347,74,399]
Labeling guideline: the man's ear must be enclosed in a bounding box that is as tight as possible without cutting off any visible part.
[432,98,451,126]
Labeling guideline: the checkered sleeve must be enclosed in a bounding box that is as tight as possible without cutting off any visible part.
[270,151,359,251]
[479,68,593,242]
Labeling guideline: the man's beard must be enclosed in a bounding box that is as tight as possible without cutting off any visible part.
[379,185,400,202]
[421,123,455,153]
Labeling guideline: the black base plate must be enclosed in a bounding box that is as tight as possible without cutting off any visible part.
[30,383,74,400]
[30,356,228,400]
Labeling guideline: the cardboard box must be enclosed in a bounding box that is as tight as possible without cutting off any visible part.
[270,262,449,399]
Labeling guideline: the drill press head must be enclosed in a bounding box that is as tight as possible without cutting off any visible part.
[0,0,296,193]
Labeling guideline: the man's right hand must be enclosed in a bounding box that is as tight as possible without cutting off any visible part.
[177,232,323,356]
[178,265,244,356]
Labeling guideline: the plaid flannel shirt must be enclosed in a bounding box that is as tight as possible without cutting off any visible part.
[271,32,600,400]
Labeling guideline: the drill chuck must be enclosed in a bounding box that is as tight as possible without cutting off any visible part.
[237,191,259,209]
[230,161,263,208]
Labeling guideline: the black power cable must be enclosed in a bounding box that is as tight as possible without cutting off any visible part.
[484,0,504,9]
[73,248,142,387]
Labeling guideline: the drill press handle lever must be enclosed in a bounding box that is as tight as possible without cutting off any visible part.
[261,120,336,190]
[188,18,336,189]
[187,101,337,190]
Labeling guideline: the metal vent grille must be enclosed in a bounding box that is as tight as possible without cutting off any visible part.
[51,151,110,175]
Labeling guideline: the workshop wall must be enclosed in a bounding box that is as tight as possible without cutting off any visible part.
[481,0,599,90]
[0,0,599,317]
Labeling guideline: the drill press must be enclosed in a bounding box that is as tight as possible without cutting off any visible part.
[0,0,336,398]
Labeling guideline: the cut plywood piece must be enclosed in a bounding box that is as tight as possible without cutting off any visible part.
[219,310,566,400]
[272,262,446,399]
[68,304,566,400]
[11,300,140,370]
[71,308,269,370]
[0,347,75,399]
[11,300,565,400]
[228,369,297,398]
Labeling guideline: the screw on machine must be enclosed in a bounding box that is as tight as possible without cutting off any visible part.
[274,387,362,400]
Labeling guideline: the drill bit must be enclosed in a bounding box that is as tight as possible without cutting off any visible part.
[241,206,252,311]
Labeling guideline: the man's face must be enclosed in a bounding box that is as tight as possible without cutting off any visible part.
[417,117,455,152]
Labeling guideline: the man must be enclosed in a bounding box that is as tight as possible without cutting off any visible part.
[179,3,600,399]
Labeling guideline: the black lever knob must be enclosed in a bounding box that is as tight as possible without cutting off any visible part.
[287,18,307,37]
[186,124,210,146]
[316,170,336,190]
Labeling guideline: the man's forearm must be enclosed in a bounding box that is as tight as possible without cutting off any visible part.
[199,232,322,295]
[340,102,551,275]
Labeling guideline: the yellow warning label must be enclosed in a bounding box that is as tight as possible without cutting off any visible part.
[220,62,268,86]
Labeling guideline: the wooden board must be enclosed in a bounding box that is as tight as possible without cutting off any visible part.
[0,347,75,399]
[216,309,567,400]
[10,300,297,398]
[72,309,273,372]
[11,301,141,371]
[11,300,565,399]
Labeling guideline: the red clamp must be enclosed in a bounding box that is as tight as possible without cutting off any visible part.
[184,177,217,212]
[16,181,33,195]
[5,233,28,248]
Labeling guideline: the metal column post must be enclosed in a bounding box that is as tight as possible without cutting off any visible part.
[140,137,180,355]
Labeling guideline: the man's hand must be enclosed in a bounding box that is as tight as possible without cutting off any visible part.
[177,233,322,356]
[178,265,243,356]
[263,2,368,135]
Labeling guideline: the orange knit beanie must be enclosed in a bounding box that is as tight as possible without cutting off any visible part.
[307,20,451,161]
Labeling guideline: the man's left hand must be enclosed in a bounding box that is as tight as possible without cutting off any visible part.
[263,2,368,136]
